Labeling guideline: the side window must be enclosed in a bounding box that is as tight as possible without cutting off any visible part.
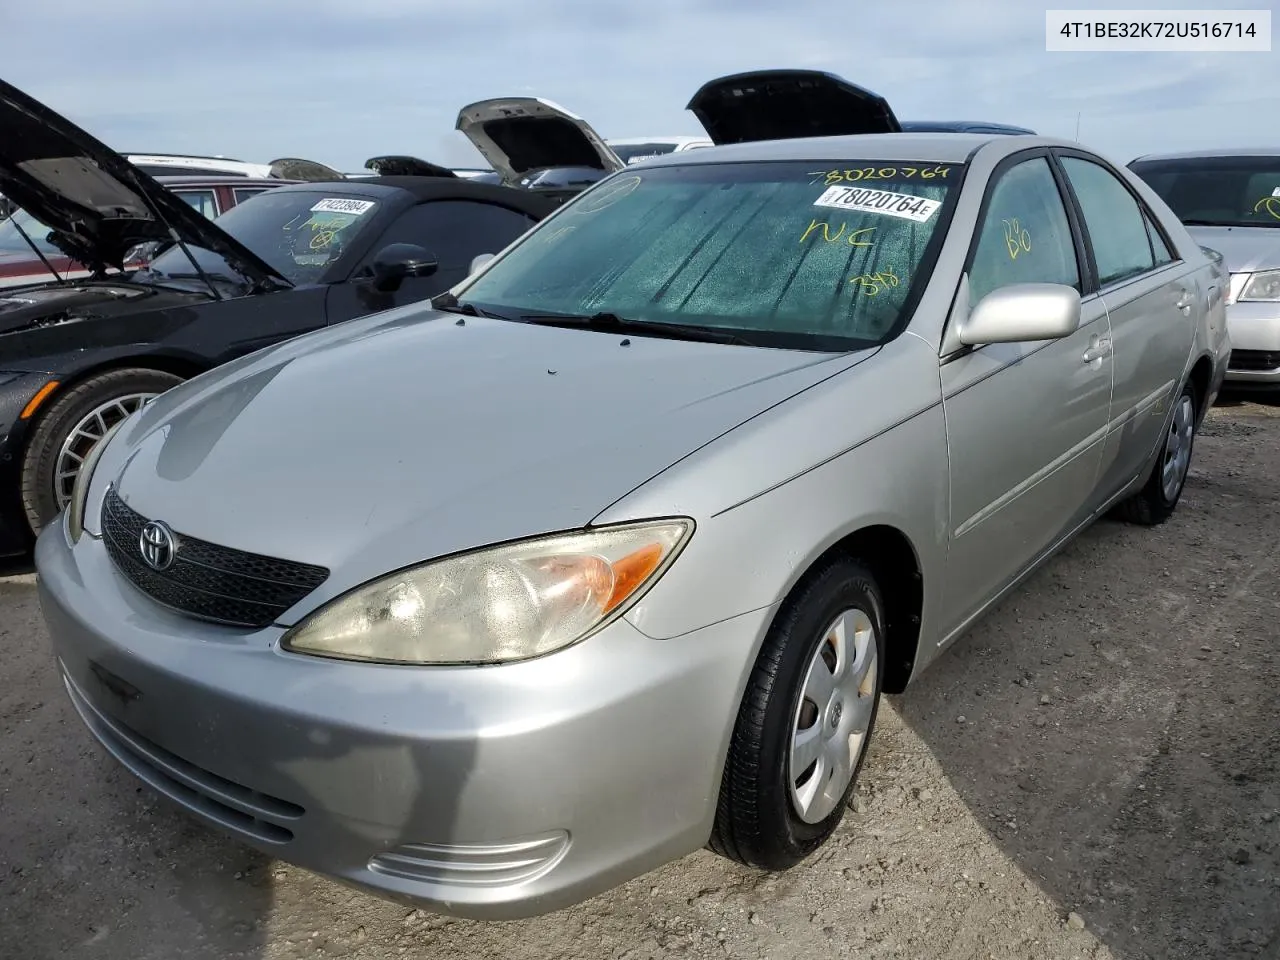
[1060,157,1156,286]
[1144,211,1174,266]
[365,200,539,271]
[175,190,218,220]
[968,157,1081,305]
[233,188,268,205]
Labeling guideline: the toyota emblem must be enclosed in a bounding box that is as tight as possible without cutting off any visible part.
[138,520,176,571]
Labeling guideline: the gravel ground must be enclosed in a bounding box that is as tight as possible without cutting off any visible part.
[2,397,1277,960]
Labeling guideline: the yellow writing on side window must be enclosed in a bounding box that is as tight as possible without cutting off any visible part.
[799,220,876,247]
[1002,218,1031,259]
[808,166,950,186]
[849,270,900,296]
[1253,197,1280,220]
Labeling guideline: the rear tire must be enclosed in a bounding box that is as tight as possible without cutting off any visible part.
[1112,380,1198,527]
[709,556,885,871]
[20,368,182,535]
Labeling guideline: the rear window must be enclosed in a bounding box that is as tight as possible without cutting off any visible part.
[460,159,962,351]
[1129,155,1280,228]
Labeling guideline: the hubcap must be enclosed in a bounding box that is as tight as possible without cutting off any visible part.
[789,607,879,824]
[1160,393,1195,503]
[53,393,157,511]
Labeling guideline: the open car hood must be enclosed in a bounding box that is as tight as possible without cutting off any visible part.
[0,78,290,285]
[363,155,458,178]
[686,69,900,146]
[455,97,624,187]
[267,157,348,181]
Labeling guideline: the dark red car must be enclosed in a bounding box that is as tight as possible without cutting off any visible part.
[0,175,294,288]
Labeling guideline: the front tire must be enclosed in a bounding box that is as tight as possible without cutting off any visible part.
[1112,380,1197,526]
[20,368,183,536]
[709,556,885,870]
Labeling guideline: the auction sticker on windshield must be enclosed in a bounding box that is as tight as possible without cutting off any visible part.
[813,185,941,223]
[310,198,375,215]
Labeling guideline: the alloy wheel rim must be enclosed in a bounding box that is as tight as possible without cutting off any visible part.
[789,607,879,824]
[1160,394,1195,503]
[53,393,157,510]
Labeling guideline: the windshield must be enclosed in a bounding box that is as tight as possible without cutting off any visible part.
[0,209,60,256]
[459,160,959,350]
[1129,155,1280,228]
[146,189,382,285]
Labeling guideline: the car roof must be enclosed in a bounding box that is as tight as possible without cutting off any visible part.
[260,174,561,211]
[153,175,294,186]
[632,131,1062,167]
[608,136,709,145]
[1130,146,1280,163]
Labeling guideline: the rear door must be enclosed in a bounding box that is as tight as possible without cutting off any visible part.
[939,151,1113,635]
[1054,151,1200,501]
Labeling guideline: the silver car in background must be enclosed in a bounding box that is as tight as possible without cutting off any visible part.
[1129,148,1280,391]
[35,71,1229,921]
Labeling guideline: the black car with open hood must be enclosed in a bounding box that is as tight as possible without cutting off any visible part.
[686,69,901,145]
[0,79,559,557]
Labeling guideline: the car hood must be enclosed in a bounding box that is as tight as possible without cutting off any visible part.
[455,97,625,187]
[1183,224,1280,274]
[0,78,289,286]
[266,157,348,181]
[106,309,865,607]
[363,155,458,178]
[686,69,901,146]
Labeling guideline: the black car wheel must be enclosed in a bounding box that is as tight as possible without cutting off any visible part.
[1112,380,1198,527]
[20,368,183,535]
[710,555,885,870]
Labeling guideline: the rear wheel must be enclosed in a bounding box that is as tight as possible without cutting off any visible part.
[20,368,182,535]
[1112,380,1198,526]
[709,556,885,870]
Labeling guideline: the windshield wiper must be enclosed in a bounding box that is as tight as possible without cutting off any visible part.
[519,311,758,346]
[430,291,515,321]
[164,271,246,286]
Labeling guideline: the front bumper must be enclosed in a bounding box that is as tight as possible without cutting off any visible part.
[0,374,45,557]
[1224,301,1280,387]
[36,524,769,919]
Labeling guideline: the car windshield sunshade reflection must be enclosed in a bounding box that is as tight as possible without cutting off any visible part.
[144,191,382,286]
[1130,155,1280,228]
[459,160,961,351]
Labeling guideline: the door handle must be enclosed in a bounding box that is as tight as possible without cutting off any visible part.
[1082,337,1112,364]
[1175,290,1195,312]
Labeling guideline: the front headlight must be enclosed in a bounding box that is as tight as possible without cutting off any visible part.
[281,519,693,665]
[65,419,125,544]
[1239,270,1280,302]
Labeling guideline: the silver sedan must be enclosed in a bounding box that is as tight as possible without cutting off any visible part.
[36,72,1229,921]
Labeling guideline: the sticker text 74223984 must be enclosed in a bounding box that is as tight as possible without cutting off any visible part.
[813,185,941,223]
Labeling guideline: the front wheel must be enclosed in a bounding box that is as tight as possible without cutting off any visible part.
[709,556,885,871]
[1112,380,1197,526]
[20,368,183,535]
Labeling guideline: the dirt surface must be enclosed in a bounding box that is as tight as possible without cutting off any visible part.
[2,397,1278,960]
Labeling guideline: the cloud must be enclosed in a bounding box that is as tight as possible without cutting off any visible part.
[3,0,1275,170]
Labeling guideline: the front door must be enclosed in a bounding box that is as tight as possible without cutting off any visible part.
[325,199,542,324]
[939,154,1114,637]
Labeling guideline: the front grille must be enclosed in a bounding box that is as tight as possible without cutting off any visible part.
[1229,349,1280,372]
[101,486,329,628]
[63,665,304,845]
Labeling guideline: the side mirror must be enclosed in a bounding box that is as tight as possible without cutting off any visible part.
[368,243,438,292]
[957,282,1081,346]
[469,253,495,275]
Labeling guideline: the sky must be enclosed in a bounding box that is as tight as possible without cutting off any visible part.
[4,0,1277,173]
